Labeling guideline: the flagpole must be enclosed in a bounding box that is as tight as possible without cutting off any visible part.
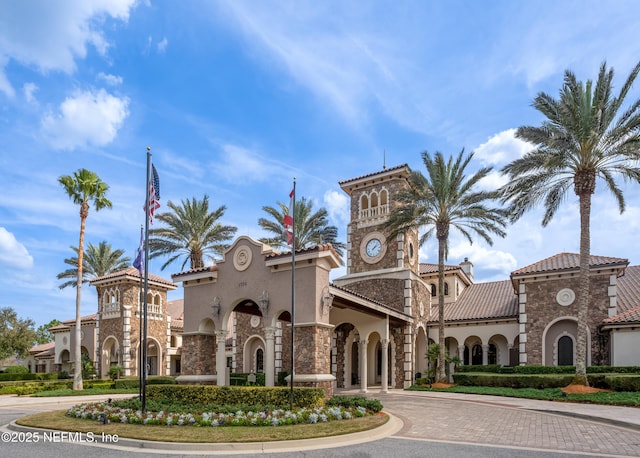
[137,225,143,402]
[142,147,151,413]
[289,178,296,410]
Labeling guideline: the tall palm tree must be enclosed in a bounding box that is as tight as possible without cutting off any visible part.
[386,150,507,382]
[258,196,346,259]
[57,241,131,289]
[59,169,112,390]
[149,195,237,270]
[500,61,640,385]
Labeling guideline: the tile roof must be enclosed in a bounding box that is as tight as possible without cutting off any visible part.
[608,265,640,323]
[604,305,640,324]
[266,242,341,261]
[91,267,177,288]
[429,280,517,322]
[172,265,218,279]
[419,263,461,275]
[338,163,409,186]
[29,341,55,355]
[511,252,628,276]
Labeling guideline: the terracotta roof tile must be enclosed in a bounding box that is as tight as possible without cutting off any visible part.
[612,265,640,317]
[429,280,517,322]
[166,299,184,321]
[419,263,461,275]
[91,267,177,288]
[511,252,628,276]
[172,265,218,278]
[604,305,640,324]
[338,164,409,186]
[265,243,340,260]
[29,341,55,354]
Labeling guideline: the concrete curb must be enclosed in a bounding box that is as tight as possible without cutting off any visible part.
[7,411,402,454]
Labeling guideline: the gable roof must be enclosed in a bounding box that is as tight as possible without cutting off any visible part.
[428,279,517,322]
[511,252,628,276]
[419,263,461,275]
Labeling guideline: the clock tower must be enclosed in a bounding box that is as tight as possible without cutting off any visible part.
[338,164,419,276]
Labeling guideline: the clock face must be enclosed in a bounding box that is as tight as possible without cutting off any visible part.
[366,238,382,257]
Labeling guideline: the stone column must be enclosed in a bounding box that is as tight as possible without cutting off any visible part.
[381,338,389,393]
[458,344,465,365]
[359,339,368,393]
[215,330,227,386]
[264,326,276,387]
[482,344,489,366]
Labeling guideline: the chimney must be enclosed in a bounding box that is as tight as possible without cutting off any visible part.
[460,257,474,281]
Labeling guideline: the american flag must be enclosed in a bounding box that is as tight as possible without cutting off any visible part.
[146,163,161,224]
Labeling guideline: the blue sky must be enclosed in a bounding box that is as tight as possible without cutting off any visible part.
[1,1,640,328]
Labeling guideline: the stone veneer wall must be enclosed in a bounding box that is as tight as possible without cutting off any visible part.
[181,334,215,376]
[392,326,405,388]
[334,323,354,388]
[521,274,612,365]
[294,324,333,397]
[343,278,405,313]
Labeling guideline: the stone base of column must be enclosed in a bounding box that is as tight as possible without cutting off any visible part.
[285,373,336,398]
[175,374,217,385]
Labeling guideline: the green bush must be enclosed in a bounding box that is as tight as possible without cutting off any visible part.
[277,371,289,386]
[456,365,501,373]
[146,385,325,409]
[453,373,575,388]
[605,375,640,391]
[229,372,266,386]
[325,395,383,413]
[4,365,29,374]
[587,366,640,374]
[513,365,575,374]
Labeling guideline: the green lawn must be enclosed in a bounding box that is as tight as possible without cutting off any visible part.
[407,384,640,406]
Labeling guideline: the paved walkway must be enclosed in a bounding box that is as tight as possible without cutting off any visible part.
[3,390,640,456]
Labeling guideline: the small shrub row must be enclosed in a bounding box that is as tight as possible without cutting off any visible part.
[325,395,383,413]
[114,376,176,389]
[452,373,640,391]
[455,365,640,375]
[229,372,266,386]
[0,372,59,381]
[146,385,325,409]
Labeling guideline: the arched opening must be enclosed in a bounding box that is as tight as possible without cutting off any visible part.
[430,284,436,297]
[558,335,574,366]
[471,344,483,365]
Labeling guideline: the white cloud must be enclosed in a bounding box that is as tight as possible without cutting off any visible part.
[0,1,139,96]
[0,227,33,269]
[41,88,130,150]
[323,189,349,227]
[473,128,532,166]
[97,72,123,86]
[449,242,518,282]
[22,82,38,103]
[216,144,293,185]
[157,37,168,54]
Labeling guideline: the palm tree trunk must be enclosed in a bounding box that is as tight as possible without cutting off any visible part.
[73,204,87,391]
[575,191,592,386]
[437,236,446,383]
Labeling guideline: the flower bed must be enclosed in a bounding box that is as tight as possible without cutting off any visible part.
[67,402,372,427]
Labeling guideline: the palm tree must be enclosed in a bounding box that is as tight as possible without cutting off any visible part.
[500,61,640,385]
[386,150,507,382]
[57,241,131,289]
[258,196,346,259]
[59,169,112,390]
[149,195,237,270]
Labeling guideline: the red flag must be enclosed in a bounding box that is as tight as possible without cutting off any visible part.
[283,187,294,245]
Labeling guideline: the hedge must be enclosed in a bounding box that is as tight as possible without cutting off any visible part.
[146,385,325,409]
[451,372,640,390]
[0,372,59,381]
[455,365,640,375]
[114,375,176,389]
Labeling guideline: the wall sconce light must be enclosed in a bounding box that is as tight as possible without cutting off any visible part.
[258,290,269,316]
[211,296,221,318]
[321,286,334,315]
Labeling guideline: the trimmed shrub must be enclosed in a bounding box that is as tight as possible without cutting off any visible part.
[229,372,266,386]
[146,385,325,409]
[455,365,501,373]
[605,375,640,392]
[4,366,29,374]
[325,395,383,413]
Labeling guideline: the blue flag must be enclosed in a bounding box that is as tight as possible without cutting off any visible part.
[133,226,144,274]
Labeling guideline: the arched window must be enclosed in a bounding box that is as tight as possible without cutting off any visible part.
[444,282,449,296]
[471,344,483,365]
[558,335,573,366]
[256,348,264,373]
[380,189,388,206]
[360,194,369,211]
[430,284,436,297]
[488,344,497,365]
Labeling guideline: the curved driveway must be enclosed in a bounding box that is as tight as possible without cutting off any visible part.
[2,389,640,456]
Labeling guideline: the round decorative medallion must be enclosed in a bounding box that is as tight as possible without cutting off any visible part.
[360,231,387,264]
[62,336,67,345]
[556,288,576,306]
[250,315,261,328]
[233,245,252,271]
[419,301,424,317]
